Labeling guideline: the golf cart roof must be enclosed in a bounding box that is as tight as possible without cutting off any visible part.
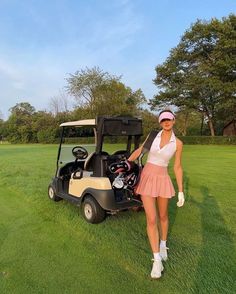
[58,116,143,154]
[60,116,143,136]
[60,119,96,127]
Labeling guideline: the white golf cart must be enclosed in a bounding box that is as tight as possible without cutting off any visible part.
[48,116,143,223]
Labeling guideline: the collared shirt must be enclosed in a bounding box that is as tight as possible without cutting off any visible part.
[146,130,177,167]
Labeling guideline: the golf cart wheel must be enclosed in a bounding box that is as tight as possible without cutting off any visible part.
[48,184,61,202]
[81,195,106,224]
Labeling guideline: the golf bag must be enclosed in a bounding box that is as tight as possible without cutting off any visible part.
[109,159,135,174]
[109,130,159,191]
[109,160,141,190]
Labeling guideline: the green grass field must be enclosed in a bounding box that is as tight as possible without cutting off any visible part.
[0,144,235,294]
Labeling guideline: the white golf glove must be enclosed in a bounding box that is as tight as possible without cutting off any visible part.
[177,192,185,207]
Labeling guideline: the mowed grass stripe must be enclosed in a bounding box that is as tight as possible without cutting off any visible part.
[0,144,235,294]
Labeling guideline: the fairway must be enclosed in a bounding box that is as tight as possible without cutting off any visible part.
[0,144,235,294]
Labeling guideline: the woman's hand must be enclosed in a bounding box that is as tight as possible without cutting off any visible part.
[177,192,185,207]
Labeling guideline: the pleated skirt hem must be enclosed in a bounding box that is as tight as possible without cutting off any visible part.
[134,162,175,198]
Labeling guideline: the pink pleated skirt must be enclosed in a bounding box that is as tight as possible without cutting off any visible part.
[134,162,175,198]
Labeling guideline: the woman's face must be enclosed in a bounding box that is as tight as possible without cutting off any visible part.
[159,118,175,131]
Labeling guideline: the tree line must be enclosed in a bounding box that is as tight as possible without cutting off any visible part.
[0,14,235,143]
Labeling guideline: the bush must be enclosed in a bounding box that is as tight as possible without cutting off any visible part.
[37,128,57,143]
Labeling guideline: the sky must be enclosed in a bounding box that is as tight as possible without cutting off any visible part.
[0,0,235,119]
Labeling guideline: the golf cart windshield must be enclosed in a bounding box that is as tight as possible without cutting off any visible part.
[59,126,96,165]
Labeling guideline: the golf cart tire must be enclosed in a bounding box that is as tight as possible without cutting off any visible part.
[48,184,62,202]
[81,195,106,224]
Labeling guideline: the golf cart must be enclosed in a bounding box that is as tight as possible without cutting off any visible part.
[48,116,143,223]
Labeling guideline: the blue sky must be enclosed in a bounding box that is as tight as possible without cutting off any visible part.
[0,0,235,118]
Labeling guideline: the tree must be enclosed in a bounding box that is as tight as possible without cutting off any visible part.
[9,102,35,116]
[66,66,120,108]
[151,14,236,136]
[0,117,4,141]
[91,80,146,117]
[31,111,57,143]
[174,108,203,136]
[67,66,146,117]
[139,109,159,138]
[49,91,72,115]
[6,102,36,143]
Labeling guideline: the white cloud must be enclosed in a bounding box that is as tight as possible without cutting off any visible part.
[0,0,147,119]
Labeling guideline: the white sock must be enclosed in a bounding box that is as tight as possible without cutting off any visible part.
[153,252,161,261]
[160,240,167,248]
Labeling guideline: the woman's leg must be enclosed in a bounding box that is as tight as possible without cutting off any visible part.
[141,194,159,253]
[157,197,169,241]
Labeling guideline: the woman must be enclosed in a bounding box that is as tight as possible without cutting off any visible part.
[128,110,185,279]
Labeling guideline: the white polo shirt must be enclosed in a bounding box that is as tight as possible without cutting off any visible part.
[146,130,177,167]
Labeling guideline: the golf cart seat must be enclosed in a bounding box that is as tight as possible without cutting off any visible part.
[84,152,96,171]
[84,151,109,177]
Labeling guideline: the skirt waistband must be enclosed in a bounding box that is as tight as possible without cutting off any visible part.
[143,162,168,175]
[145,162,168,168]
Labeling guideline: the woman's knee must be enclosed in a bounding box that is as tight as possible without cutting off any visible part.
[141,196,157,227]
[159,213,168,223]
[146,216,157,227]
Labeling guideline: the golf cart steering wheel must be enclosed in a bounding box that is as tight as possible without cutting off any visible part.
[72,146,88,160]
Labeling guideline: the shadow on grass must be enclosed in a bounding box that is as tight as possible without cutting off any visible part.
[192,186,235,293]
[168,171,190,236]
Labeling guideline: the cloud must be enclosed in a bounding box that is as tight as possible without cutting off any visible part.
[0,0,146,118]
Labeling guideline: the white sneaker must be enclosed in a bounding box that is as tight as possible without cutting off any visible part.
[150,259,164,279]
[160,246,169,261]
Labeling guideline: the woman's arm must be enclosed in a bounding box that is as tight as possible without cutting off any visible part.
[127,145,143,161]
[174,139,183,192]
[127,132,151,161]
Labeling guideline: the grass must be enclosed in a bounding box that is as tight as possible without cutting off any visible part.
[0,144,235,294]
